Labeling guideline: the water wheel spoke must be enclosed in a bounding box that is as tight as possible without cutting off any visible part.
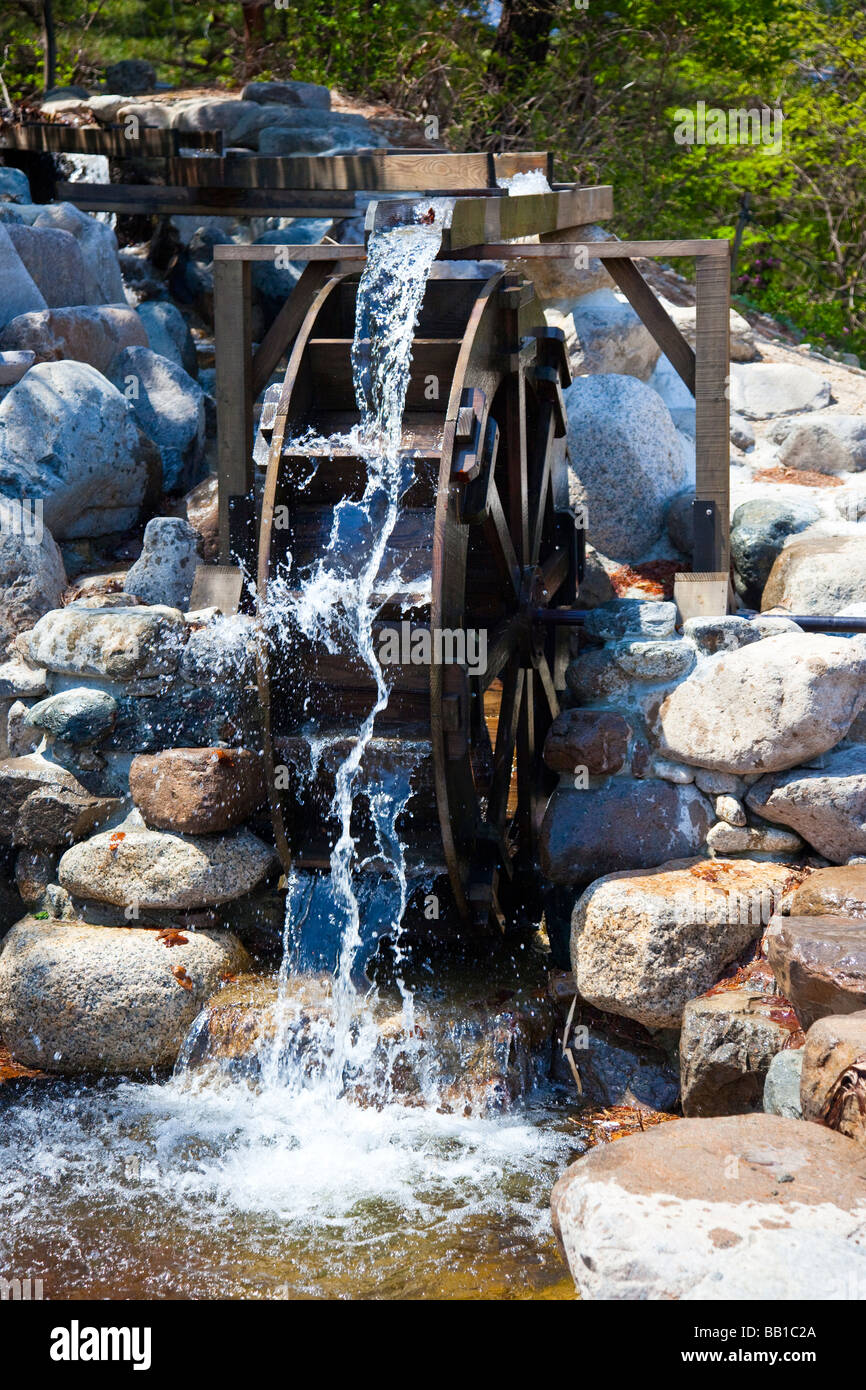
[530,402,555,568]
[515,667,537,855]
[488,659,524,830]
[481,615,520,692]
[535,653,560,722]
[540,544,569,601]
[483,478,521,599]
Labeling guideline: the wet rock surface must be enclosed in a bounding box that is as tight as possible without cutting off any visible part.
[768,914,866,1030]
[800,1010,866,1146]
[0,753,119,847]
[679,983,803,1117]
[790,866,866,919]
[542,709,630,776]
[18,604,187,681]
[129,747,265,834]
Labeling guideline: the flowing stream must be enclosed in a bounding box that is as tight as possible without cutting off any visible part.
[0,204,580,1300]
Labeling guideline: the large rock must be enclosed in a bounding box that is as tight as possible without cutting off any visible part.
[516,224,612,310]
[123,515,202,609]
[0,753,119,847]
[542,709,630,776]
[567,1024,680,1111]
[680,987,803,1117]
[30,201,125,304]
[136,299,197,377]
[104,58,156,94]
[747,748,866,862]
[0,504,66,653]
[0,167,31,204]
[251,221,332,323]
[541,779,712,888]
[108,347,206,492]
[129,747,265,834]
[730,497,820,608]
[5,224,88,308]
[790,866,866,919]
[661,299,757,363]
[563,375,688,562]
[767,914,866,1030]
[24,688,117,745]
[18,604,187,681]
[571,289,660,379]
[241,79,331,108]
[800,1010,866,1146]
[0,361,161,538]
[763,1046,804,1119]
[257,115,387,155]
[58,824,276,910]
[571,858,797,1029]
[551,1114,866,1300]
[0,304,148,375]
[762,533,866,615]
[0,222,47,330]
[730,362,831,419]
[0,915,249,1073]
[658,633,866,774]
[179,473,218,560]
[770,414,866,474]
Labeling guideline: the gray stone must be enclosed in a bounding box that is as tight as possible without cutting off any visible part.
[730,498,820,609]
[0,303,148,375]
[0,360,161,539]
[650,757,695,784]
[0,167,31,204]
[572,289,660,379]
[136,300,197,377]
[41,86,90,102]
[241,80,331,109]
[251,221,332,319]
[0,915,249,1074]
[747,748,866,862]
[107,346,206,492]
[257,117,387,155]
[730,362,832,419]
[0,752,119,848]
[762,533,866,616]
[706,821,804,855]
[715,794,747,826]
[568,1025,680,1111]
[682,614,761,656]
[661,299,757,363]
[178,614,258,688]
[58,824,276,910]
[658,633,866,774]
[24,689,117,745]
[583,598,677,642]
[513,224,612,311]
[570,858,797,1030]
[0,659,47,699]
[123,516,202,610]
[763,1046,804,1119]
[0,503,66,653]
[18,604,187,681]
[564,375,688,561]
[666,489,694,554]
[30,201,125,304]
[564,648,630,703]
[730,413,755,450]
[614,639,696,680]
[769,414,866,474]
[551,1114,866,1301]
[680,989,803,1117]
[540,779,713,888]
[5,224,88,308]
[0,350,34,386]
[104,59,157,94]
[695,769,748,797]
[0,222,47,330]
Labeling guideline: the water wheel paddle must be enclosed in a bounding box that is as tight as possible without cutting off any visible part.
[256,260,582,934]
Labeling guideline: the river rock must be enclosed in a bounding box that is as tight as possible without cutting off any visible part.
[123,516,203,610]
[241,79,331,109]
[0,504,66,653]
[682,614,760,656]
[129,747,265,834]
[108,347,206,493]
[571,858,796,1029]
[0,915,249,1074]
[0,658,47,699]
[763,1046,804,1118]
[0,753,119,847]
[747,748,866,862]
[666,488,694,554]
[179,473,218,560]
[18,604,187,681]
[541,780,712,888]
[563,376,688,562]
[790,866,866,919]
[30,202,125,304]
[0,304,148,375]
[104,58,157,94]
[542,709,630,776]
[0,167,31,204]
[658,633,866,774]
[730,362,832,419]
[517,224,612,310]
[551,1113,866,1300]
[5,224,88,308]
[58,824,276,909]
[762,533,866,615]
[0,222,47,330]
[730,413,755,450]
[730,498,820,608]
[251,221,332,323]
[715,794,747,826]
[767,915,866,1030]
[136,299,197,377]
[770,413,866,474]
[0,361,161,538]
[24,689,117,745]
[661,299,757,363]
[706,821,803,855]
[568,1024,680,1111]
[257,115,387,155]
[680,989,803,1117]
[614,639,695,680]
[583,598,677,641]
[572,289,660,379]
[0,349,34,386]
[800,1010,866,1145]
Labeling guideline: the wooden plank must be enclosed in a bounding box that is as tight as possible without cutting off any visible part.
[251,259,337,397]
[694,249,731,574]
[214,258,254,566]
[368,186,614,249]
[167,149,552,192]
[1,124,221,155]
[56,182,356,217]
[466,239,728,259]
[604,257,696,395]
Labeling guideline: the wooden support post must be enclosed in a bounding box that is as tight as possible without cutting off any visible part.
[214,258,254,567]
[694,249,731,574]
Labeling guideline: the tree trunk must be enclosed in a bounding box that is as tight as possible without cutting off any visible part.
[41,0,56,93]
[493,0,559,71]
[241,0,267,77]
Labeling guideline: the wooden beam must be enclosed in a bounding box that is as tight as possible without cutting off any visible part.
[2,124,222,156]
[214,258,254,567]
[367,186,614,249]
[168,149,553,191]
[462,239,729,259]
[56,183,357,217]
[214,243,366,262]
[694,249,731,573]
[603,257,696,395]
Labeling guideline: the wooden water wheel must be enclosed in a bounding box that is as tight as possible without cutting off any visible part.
[256,257,583,934]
